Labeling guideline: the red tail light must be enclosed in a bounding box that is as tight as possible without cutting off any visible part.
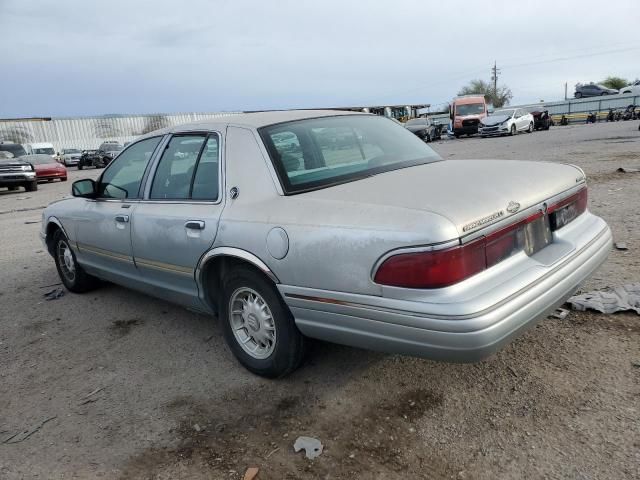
[374,187,587,289]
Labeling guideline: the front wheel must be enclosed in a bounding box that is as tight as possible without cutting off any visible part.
[52,230,99,293]
[575,92,582,98]
[78,163,83,170]
[527,122,534,133]
[510,124,516,136]
[24,181,38,192]
[220,266,306,378]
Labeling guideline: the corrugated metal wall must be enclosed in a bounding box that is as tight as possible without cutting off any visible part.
[0,112,240,152]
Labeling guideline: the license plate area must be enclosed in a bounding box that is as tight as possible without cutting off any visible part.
[523,215,553,256]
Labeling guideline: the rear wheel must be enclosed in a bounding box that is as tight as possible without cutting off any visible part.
[220,266,306,378]
[52,230,99,293]
[78,163,83,170]
[24,181,37,192]
[61,177,68,182]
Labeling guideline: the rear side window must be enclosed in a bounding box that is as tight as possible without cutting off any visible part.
[150,133,220,201]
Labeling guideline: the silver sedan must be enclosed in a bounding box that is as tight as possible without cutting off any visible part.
[41,111,612,377]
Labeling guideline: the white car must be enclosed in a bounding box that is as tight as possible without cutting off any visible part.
[27,142,56,157]
[479,108,535,137]
[619,80,640,95]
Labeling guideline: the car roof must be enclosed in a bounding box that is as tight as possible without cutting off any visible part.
[138,110,365,139]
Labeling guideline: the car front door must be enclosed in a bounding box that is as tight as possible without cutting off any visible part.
[130,132,224,309]
[74,136,163,285]
[515,109,526,130]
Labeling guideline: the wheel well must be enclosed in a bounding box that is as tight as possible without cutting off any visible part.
[201,256,277,314]
[45,222,61,255]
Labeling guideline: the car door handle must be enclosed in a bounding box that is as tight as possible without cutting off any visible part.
[185,220,205,230]
[115,214,129,223]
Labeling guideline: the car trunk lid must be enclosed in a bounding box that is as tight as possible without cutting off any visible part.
[302,159,585,238]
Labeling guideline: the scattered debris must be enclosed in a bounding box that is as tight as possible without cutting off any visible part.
[265,447,279,458]
[24,220,40,225]
[193,424,203,432]
[2,416,57,444]
[204,334,215,343]
[243,467,259,480]
[550,308,569,320]
[507,366,519,378]
[616,166,640,173]
[294,436,323,459]
[81,387,104,400]
[39,283,62,289]
[215,422,226,433]
[43,288,65,301]
[614,242,629,251]
[567,284,640,315]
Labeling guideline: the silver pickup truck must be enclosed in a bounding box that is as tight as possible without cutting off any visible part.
[0,156,37,192]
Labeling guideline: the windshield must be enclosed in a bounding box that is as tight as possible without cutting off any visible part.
[0,144,27,157]
[492,109,515,117]
[455,103,485,116]
[33,147,55,155]
[64,148,81,154]
[260,115,442,194]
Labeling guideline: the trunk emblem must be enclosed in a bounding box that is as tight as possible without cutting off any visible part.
[506,201,521,213]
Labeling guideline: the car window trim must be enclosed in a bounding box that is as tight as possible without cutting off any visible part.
[95,135,164,201]
[141,130,223,205]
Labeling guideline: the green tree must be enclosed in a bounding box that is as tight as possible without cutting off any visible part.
[599,76,629,90]
[458,79,513,108]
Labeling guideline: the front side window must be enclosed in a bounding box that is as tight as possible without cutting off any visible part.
[98,136,161,199]
[150,133,220,201]
[260,115,441,194]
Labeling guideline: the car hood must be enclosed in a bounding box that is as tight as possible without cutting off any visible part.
[405,124,429,133]
[0,159,30,167]
[482,115,510,126]
[302,160,584,239]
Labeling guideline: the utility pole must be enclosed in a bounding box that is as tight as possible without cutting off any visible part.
[491,61,500,94]
[564,82,568,100]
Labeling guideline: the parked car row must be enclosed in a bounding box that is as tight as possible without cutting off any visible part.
[574,80,640,98]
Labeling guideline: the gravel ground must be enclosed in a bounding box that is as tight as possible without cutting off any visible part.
[1,122,639,480]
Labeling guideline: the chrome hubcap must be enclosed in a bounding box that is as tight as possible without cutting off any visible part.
[229,287,276,359]
[57,240,76,282]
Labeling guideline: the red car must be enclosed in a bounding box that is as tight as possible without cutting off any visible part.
[25,154,68,182]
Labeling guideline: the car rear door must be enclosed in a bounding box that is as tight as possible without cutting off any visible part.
[74,136,163,284]
[130,131,224,309]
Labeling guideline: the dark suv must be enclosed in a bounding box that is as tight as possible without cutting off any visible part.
[574,84,618,98]
[0,156,38,192]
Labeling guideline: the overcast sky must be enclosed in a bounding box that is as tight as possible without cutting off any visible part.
[1,0,639,118]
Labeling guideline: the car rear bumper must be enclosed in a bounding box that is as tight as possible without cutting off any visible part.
[37,171,66,180]
[279,213,611,362]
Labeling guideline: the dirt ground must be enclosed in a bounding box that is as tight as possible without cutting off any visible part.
[1,121,639,480]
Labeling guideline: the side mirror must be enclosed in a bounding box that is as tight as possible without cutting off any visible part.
[72,179,97,198]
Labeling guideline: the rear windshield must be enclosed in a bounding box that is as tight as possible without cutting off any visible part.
[0,144,27,157]
[25,155,54,165]
[260,115,441,194]
[64,148,81,154]
[456,103,485,116]
[101,144,123,151]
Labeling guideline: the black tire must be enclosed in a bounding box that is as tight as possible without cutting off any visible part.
[527,122,534,133]
[25,181,38,192]
[78,163,83,170]
[8,186,18,191]
[575,92,582,98]
[220,266,306,378]
[52,230,99,293]
[510,124,516,136]
[61,177,68,182]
